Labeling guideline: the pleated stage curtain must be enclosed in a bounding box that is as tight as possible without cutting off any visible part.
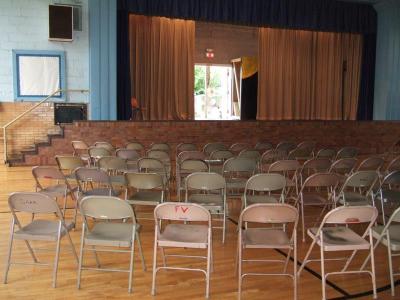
[257,28,362,120]
[129,15,195,120]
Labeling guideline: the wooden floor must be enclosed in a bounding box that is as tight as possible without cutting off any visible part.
[0,165,398,299]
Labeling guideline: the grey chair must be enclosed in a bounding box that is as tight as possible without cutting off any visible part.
[72,140,91,166]
[238,203,298,300]
[203,142,228,157]
[207,149,234,174]
[93,141,115,153]
[88,147,112,166]
[222,157,257,197]
[98,156,128,187]
[4,192,78,288]
[316,148,336,160]
[77,196,145,293]
[176,159,209,202]
[298,206,378,300]
[55,155,84,182]
[254,141,273,152]
[297,158,332,187]
[329,158,358,177]
[116,148,141,170]
[75,167,116,198]
[185,172,227,243]
[176,142,197,154]
[126,141,145,156]
[375,170,400,225]
[259,149,287,172]
[335,146,358,160]
[355,156,385,172]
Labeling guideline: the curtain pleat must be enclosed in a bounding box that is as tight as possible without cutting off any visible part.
[257,28,363,120]
[129,15,195,120]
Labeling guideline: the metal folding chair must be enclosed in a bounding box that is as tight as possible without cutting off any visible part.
[176,159,209,202]
[316,148,336,160]
[77,196,145,293]
[152,202,212,298]
[298,206,378,300]
[335,146,358,160]
[4,192,78,288]
[72,140,91,166]
[75,167,116,198]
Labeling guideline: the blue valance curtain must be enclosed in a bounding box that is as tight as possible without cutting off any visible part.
[117,0,377,120]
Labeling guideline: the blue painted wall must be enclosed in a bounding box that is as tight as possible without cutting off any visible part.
[89,0,117,120]
[373,0,400,120]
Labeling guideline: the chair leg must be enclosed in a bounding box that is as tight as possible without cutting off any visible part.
[293,232,298,300]
[369,231,377,299]
[301,200,305,242]
[387,236,395,296]
[206,235,211,299]
[297,238,316,276]
[320,241,326,300]
[91,246,101,268]
[66,231,79,263]
[52,225,62,288]
[341,249,358,272]
[151,235,158,296]
[238,235,242,299]
[222,208,226,244]
[128,234,135,293]
[3,221,15,284]
[283,248,292,273]
[77,227,85,289]
[136,232,146,271]
[160,247,166,267]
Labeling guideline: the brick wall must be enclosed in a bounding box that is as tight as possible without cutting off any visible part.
[23,120,400,165]
[0,102,55,155]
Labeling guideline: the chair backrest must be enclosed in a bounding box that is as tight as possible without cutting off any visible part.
[255,141,273,152]
[93,141,115,152]
[288,147,313,160]
[176,143,197,153]
[125,172,164,189]
[356,156,385,172]
[98,156,127,172]
[147,149,170,161]
[240,203,298,224]
[329,158,357,175]
[316,148,336,160]
[268,160,300,173]
[223,157,257,173]
[32,166,66,181]
[186,172,226,191]
[322,205,377,225]
[126,141,145,153]
[276,141,296,152]
[260,149,286,165]
[336,146,358,159]
[301,158,332,174]
[342,170,378,189]
[180,159,209,173]
[177,151,206,164]
[387,156,400,173]
[80,196,135,220]
[155,202,211,222]
[116,148,141,160]
[56,155,84,172]
[72,140,89,152]
[89,147,112,159]
[245,173,286,192]
[381,170,400,187]
[209,150,234,161]
[138,157,167,173]
[386,206,400,224]
[203,142,227,156]
[238,149,261,161]
[301,172,341,189]
[297,141,316,150]
[150,142,170,153]
[75,167,111,184]
[9,192,61,215]
[229,143,250,153]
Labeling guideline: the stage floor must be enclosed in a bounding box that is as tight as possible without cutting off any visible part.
[0,165,397,299]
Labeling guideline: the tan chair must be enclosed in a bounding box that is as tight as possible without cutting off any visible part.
[361,205,400,296]
[98,156,128,187]
[298,206,378,300]
[276,141,296,154]
[254,141,273,152]
[72,140,91,166]
[259,149,287,172]
[229,142,250,154]
[297,141,316,151]
[238,203,298,299]
[88,147,112,166]
[93,141,115,153]
[149,142,170,153]
[185,172,227,243]
[316,148,336,160]
[55,155,84,182]
[125,172,165,219]
[386,155,400,174]
[77,196,145,293]
[268,160,301,197]
[75,167,116,198]
[176,142,197,154]
[297,158,332,187]
[296,173,341,242]
[355,156,385,172]
[242,173,286,208]
[176,159,209,202]
[203,142,228,158]
[138,157,170,197]
[207,149,234,174]
[152,202,212,298]
[222,157,257,197]
[329,158,357,177]
[126,141,145,156]
[288,147,313,161]
[237,149,261,162]
[32,166,78,224]
[336,171,379,207]
[374,170,400,225]
[116,148,141,170]
[4,192,78,288]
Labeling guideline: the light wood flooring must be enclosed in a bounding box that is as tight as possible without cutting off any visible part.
[0,165,398,299]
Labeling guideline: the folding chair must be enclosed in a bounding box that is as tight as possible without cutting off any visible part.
[116,148,141,170]
[126,141,145,156]
[222,157,257,197]
[75,167,116,198]
[276,141,296,154]
[375,170,400,225]
[386,156,400,174]
[254,141,273,153]
[149,142,170,153]
[93,141,115,153]
[355,156,385,172]
[328,158,357,177]
[298,206,378,300]
[72,140,91,166]
[297,141,316,151]
[88,147,112,166]
[335,146,358,160]
[138,157,170,199]
[230,142,250,154]
[203,142,228,157]
[176,159,209,202]
[297,158,332,187]
[361,205,400,296]
[152,202,212,298]
[176,142,197,154]
[98,156,129,188]
[185,172,227,243]
[259,149,286,172]
[77,196,146,293]
[146,150,171,181]
[296,173,341,242]
[208,149,234,174]
[55,155,84,183]
[336,171,379,207]
[238,203,298,299]
[124,172,165,220]
[268,160,301,197]
[4,192,78,288]
[237,149,261,162]
[288,147,314,161]
[242,173,286,208]
[32,166,78,224]
[316,148,336,160]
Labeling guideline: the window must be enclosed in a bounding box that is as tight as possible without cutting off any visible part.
[194,64,238,120]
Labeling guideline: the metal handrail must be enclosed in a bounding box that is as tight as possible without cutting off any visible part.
[2,89,89,164]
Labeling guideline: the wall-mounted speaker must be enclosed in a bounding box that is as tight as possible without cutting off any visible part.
[54,103,87,124]
[49,4,73,41]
